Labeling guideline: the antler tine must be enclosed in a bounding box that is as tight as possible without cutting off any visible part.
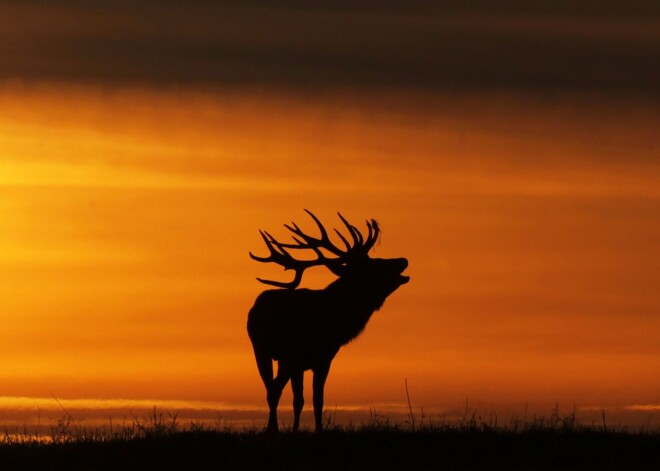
[333,228,352,251]
[249,230,281,263]
[337,212,362,247]
[281,210,328,245]
[276,209,346,256]
[302,209,347,255]
[354,224,364,245]
[362,218,380,253]
[256,269,304,289]
[303,209,329,239]
[249,229,317,288]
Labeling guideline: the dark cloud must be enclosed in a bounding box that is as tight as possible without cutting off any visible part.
[0,1,658,95]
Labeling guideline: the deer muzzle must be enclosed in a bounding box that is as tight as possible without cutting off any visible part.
[396,258,410,284]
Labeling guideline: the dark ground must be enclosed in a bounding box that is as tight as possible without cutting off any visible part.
[0,428,659,471]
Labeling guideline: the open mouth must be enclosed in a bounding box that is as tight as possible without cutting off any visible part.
[398,259,409,284]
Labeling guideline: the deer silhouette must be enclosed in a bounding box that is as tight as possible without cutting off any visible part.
[247,210,409,432]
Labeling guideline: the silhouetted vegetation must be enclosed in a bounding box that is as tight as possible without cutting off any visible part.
[1,409,658,471]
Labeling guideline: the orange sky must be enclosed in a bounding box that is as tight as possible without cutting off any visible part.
[0,82,659,428]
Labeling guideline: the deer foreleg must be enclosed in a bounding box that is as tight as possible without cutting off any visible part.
[312,361,331,432]
[291,370,304,432]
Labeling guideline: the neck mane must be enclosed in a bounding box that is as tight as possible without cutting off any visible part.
[323,276,390,345]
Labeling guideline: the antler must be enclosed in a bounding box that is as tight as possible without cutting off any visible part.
[249,209,380,289]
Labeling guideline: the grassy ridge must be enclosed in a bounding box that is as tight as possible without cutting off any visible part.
[1,427,659,471]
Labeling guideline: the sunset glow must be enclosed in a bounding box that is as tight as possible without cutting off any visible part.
[1,1,659,431]
[1,83,658,428]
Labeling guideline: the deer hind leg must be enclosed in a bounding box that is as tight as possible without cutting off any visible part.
[254,348,274,389]
[263,361,290,433]
[290,369,304,432]
[253,348,281,432]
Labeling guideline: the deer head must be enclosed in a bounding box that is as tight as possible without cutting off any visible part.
[249,209,409,291]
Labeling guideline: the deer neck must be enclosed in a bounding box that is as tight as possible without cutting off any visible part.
[323,277,385,344]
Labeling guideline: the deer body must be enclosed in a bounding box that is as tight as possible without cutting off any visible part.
[247,211,409,432]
